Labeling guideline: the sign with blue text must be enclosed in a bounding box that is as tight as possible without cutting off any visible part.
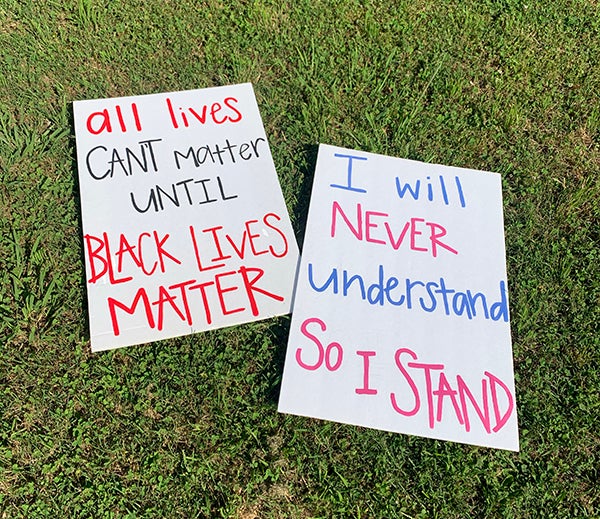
[278,144,518,451]
[74,83,299,352]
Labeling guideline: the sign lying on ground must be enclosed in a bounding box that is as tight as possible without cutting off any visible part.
[74,84,299,352]
[278,144,518,451]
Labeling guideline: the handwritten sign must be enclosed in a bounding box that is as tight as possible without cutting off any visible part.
[74,84,299,352]
[278,144,518,451]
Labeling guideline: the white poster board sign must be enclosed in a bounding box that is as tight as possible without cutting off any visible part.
[74,84,299,352]
[278,144,518,451]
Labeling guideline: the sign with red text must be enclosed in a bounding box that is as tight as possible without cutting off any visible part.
[74,84,299,352]
[278,144,518,451]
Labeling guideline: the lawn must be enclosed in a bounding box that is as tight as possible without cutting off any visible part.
[1,0,599,517]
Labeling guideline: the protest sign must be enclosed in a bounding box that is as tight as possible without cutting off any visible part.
[278,144,518,451]
[74,84,299,352]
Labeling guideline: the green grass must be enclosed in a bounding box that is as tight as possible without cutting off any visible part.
[1,0,599,517]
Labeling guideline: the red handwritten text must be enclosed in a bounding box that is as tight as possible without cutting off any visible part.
[166,96,242,129]
[189,212,289,271]
[85,230,181,284]
[294,317,515,436]
[85,102,143,135]
[331,200,458,258]
[390,347,514,434]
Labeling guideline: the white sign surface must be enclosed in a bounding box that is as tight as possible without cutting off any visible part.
[278,144,518,451]
[74,84,299,352]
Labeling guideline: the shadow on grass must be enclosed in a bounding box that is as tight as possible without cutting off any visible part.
[266,143,319,407]
[67,101,91,345]
[292,143,320,249]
